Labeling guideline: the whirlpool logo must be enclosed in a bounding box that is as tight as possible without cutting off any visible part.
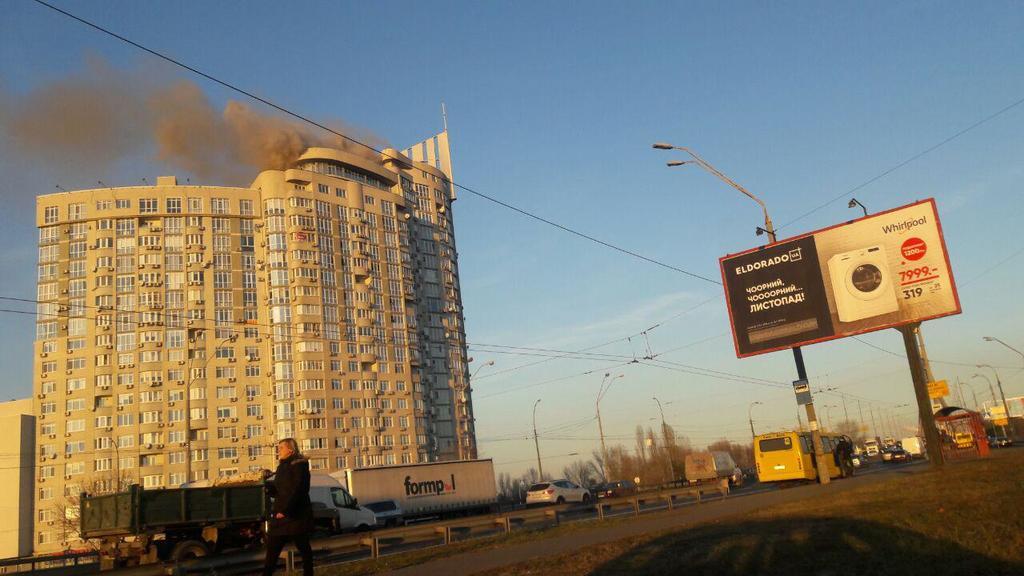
[404,474,457,498]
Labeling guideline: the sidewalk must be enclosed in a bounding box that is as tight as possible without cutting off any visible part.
[384,464,927,576]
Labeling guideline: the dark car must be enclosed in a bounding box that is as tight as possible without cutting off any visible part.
[593,480,637,499]
[886,448,911,463]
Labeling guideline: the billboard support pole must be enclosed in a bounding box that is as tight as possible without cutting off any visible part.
[899,323,945,467]
[793,347,830,484]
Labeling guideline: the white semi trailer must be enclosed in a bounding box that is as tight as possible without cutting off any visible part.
[331,459,498,520]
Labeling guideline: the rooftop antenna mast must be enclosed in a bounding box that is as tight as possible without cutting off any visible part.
[441,102,448,133]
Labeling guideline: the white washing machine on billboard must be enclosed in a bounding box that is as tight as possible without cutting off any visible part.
[827,245,899,323]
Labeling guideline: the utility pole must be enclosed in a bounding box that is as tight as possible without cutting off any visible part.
[899,324,944,466]
[654,141,827,484]
[596,373,623,480]
[749,401,762,440]
[978,362,1013,439]
[796,350,830,484]
[532,399,544,481]
[653,397,676,484]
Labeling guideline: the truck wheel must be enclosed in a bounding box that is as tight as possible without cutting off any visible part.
[171,540,209,563]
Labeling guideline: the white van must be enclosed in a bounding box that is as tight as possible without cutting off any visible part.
[900,437,925,458]
[309,474,377,532]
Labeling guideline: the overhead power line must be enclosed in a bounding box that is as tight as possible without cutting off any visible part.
[778,94,1024,231]
[30,0,721,287]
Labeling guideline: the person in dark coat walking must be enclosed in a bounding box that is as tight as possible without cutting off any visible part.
[263,438,314,576]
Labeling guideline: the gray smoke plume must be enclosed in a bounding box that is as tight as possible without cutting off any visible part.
[0,57,386,187]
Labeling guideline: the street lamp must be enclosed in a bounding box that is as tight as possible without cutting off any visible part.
[824,404,837,430]
[653,396,676,484]
[748,401,763,440]
[973,371,1008,437]
[596,373,624,480]
[958,380,980,410]
[848,198,868,217]
[983,336,1024,366]
[470,360,495,382]
[458,360,494,460]
[654,140,834,485]
[981,335,1019,433]
[532,399,544,481]
[185,332,237,484]
[652,142,776,242]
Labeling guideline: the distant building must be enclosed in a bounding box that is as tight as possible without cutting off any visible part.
[0,399,35,559]
[31,134,475,552]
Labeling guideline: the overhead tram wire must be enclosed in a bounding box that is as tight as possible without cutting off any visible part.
[31,0,721,288]
[472,295,723,382]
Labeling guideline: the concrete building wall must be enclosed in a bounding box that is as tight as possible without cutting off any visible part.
[0,399,35,559]
[31,137,474,552]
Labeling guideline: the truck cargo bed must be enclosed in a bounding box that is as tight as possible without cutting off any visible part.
[81,484,269,538]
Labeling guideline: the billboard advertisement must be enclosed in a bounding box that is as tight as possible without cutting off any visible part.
[721,199,960,358]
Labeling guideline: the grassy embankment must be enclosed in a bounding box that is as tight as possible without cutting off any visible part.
[317,451,1024,575]
[494,450,1024,575]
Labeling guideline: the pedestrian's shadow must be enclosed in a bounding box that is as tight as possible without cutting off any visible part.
[589,516,1022,576]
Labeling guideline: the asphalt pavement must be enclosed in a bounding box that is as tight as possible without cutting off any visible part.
[382,461,927,576]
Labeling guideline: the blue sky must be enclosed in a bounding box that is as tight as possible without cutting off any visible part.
[2,1,1023,478]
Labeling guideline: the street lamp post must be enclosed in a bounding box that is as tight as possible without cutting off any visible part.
[972,372,1007,437]
[185,333,236,484]
[532,399,544,481]
[748,401,762,440]
[654,141,831,485]
[824,405,837,430]
[596,373,623,480]
[461,360,495,460]
[653,396,676,484]
[960,379,981,410]
[979,344,1015,437]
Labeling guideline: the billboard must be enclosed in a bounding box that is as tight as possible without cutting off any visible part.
[721,199,960,358]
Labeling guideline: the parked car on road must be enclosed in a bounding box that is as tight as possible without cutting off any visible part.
[525,480,592,506]
[593,480,637,499]
[883,448,911,463]
[987,435,1013,448]
[851,453,869,468]
[364,499,405,528]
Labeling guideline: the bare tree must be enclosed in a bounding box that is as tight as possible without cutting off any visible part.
[834,419,867,445]
[562,459,599,488]
[707,439,754,469]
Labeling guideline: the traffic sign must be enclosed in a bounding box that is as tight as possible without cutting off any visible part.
[793,379,812,406]
[926,379,949,399]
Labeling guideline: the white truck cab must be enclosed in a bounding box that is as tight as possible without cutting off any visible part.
[309,474,376,532]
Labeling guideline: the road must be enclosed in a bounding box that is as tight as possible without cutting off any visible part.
[107,460,922,575]
[381,461,926,576]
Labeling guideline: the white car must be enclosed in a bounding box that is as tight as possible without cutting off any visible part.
[525,480,592,506]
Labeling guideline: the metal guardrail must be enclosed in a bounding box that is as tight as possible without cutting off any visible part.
[0,551,99,575]
[166,481,732,575]
[340,481,730,561]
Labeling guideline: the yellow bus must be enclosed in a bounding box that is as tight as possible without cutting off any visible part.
[754,430,849,483]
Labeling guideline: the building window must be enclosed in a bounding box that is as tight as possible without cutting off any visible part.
[43,206,59,224]
[211,198,228,214]
[166,198,182,213]
[139,198,158,213]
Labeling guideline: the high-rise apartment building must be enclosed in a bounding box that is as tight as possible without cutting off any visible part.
[32,136,475,551]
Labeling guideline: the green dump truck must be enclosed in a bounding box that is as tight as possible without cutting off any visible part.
[80,483,270,569]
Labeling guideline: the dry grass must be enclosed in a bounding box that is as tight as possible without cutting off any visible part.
[492,450,1024,576]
